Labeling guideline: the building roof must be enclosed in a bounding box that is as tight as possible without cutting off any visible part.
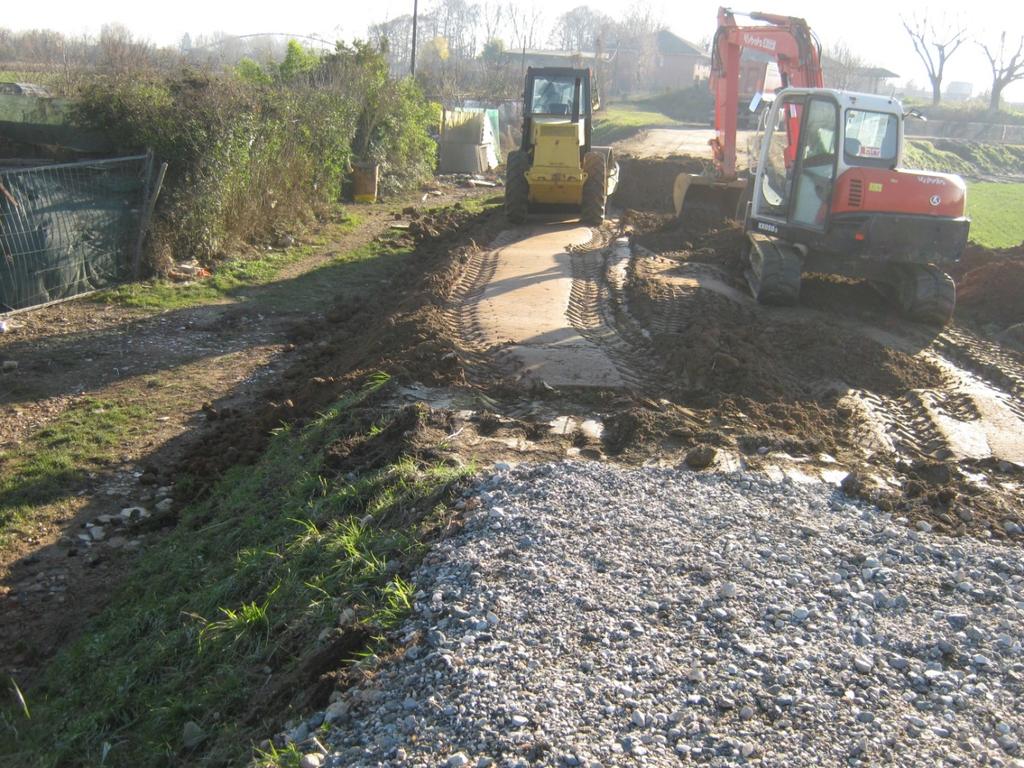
[858,66,899,78]
[821,59,899,79]
[500,49,613,62]
[656,30,707,57]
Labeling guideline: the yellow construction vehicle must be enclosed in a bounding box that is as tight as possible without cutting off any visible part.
[505,67,619,225]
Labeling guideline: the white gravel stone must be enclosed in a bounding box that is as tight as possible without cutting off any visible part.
[314,462,1024,768]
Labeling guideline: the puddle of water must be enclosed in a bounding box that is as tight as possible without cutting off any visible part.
[392,384,486,412]
[549,415,575,435]
[921,357,1024,465]
[548,415,605,439]
[784,467,819,485]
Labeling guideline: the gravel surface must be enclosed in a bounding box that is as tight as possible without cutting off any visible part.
[306,462,1024,767]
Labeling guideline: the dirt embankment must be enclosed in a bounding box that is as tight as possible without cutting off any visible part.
[181,204,510,492]
[951,243,1024,332]
[613,155,705,213]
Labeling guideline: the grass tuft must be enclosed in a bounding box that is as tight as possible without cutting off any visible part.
[2,373,472,767]
[0,398,151,549]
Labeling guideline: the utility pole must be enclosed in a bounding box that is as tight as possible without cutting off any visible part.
[411,0,419,76]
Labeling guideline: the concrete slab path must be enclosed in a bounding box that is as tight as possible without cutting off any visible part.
[472,224,624,388]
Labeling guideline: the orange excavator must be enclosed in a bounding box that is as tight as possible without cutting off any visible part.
[675,8,969,324]
[674,7,823,221]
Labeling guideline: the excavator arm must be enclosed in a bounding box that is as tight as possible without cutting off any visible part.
[708,7,823,179]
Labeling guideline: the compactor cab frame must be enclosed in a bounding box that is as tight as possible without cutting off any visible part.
[505,67,619,226]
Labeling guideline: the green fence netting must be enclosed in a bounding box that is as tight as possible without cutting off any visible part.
[0,155,150,312]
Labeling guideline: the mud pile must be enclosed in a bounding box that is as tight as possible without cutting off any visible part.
[613,155,705,213]
[954,243,1024,329]
[631,274,943,404]
[630,212,746,272]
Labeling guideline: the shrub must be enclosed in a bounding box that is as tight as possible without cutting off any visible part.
[70,42,437,266]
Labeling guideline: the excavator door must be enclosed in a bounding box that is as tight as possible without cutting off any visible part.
[752,92,838,230]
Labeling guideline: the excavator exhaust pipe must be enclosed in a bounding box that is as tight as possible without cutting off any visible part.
[673,173,750,226]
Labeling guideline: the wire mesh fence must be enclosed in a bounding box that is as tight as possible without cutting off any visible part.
[0,154,152,312]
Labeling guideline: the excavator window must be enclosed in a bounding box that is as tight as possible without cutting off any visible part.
[758,95,802,217]
[844,109,899,167]
[792,98,839,228]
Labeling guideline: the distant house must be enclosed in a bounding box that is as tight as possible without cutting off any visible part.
[610,30,710,95]
[651,30,710,90]
[502,30,710,100]
[945,81,973,101]
[501,49,611,70]
[499,49,614,101]
[821,59,900,94]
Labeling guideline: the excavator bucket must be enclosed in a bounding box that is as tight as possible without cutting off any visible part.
[673,173,750,226]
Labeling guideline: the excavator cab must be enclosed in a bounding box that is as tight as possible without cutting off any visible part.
[745,88,969,323]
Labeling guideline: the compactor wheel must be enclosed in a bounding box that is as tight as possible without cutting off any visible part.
[898,264,956,326]
[581,151,607,226]
[505,150,530,224]
[745,235,802,305]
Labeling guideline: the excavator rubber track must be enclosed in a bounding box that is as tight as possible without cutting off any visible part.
[896,264,956,326]
[745,234,802,305]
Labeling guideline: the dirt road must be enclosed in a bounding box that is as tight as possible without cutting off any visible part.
[614,127,757,165]
[454,224,624,388]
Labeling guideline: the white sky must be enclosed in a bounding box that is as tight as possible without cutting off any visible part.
[7,0,1024,100]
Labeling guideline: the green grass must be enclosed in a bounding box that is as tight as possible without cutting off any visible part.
[0,398,151,548]
[95,211,361,312]
[1,373,472,767]
[593,103,683,144]
[967,182,1024,248]
[904,139,1024,178]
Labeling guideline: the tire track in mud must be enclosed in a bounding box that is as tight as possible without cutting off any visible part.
[565,237,667,393]
[846,389,957,463]
[933,327,1024,423]
[443,231,520,383]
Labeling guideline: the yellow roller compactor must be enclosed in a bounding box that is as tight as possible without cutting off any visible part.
[505,67,619,226]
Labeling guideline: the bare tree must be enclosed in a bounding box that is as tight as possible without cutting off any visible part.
[481,1,504,45]
[901,13,966,105]
[57,35,91,96]
[824,42,866,91]
[506,2,545,52]
[978,31,1024,112]
[552,6,612,52]
[98,23,153,74]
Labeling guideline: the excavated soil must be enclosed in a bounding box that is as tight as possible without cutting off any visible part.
[178,205,510,497]
[622,208,1023,541]
[164,174,1024,550]
[954,244,1024,330]
[613,155,706,213]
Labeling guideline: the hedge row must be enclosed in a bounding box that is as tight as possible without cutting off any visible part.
[71,42,438,265]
